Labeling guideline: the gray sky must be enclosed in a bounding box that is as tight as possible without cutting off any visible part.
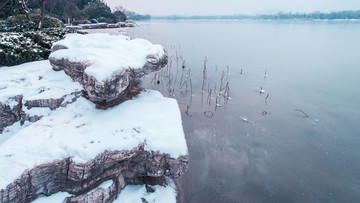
[104,0,360,15]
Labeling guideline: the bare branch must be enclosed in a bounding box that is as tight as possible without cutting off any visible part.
[0,0,10,10]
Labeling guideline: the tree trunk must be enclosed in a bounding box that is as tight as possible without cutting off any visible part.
[19,0,31,21]
[38,0,45,29]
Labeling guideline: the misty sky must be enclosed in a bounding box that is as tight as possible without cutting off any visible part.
[104,0,360,16]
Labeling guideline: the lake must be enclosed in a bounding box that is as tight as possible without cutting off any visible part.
[93,20,360,202]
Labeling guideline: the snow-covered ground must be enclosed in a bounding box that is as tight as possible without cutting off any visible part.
[0,60,82,108]
[0,60,187,190]
[114,178,177,203]
[49,33,165,82]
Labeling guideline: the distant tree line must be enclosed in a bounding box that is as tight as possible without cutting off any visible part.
[125,11,150,21]
[259,10,360,19]
[0,0,127,23]
[152,10,360,20]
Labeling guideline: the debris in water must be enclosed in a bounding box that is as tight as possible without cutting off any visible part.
[260,87,265,94]
[265,93,269,100]
[204,111,213,118]
[242,117,250,123]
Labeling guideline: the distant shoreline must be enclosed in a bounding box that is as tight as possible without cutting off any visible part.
[148,18,360,22]
[151,10,360,21]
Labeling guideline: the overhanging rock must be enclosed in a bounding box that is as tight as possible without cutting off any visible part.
[49,33,168,105]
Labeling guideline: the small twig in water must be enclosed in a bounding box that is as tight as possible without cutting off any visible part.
[265,93,269,100]
[179,69,184,87]
[180,81,188,90]
[226,65,230,81]
[295,109,309,117]
[150,73,157,85]
[189,78,193,94]
[219,70,225,92]
[185,105,190,117]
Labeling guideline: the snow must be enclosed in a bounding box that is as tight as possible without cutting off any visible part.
[86,179,114,195]
[49,33,165,82]
[0,121,32,145]
[98,179,114,189]
[0,60,82,105]
[114,178,177,203]
[4,97,18,108]
[0,60,187,190]
[32,192,71,203]
[23,107,52,117]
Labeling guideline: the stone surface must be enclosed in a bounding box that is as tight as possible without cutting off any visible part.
[0,60,83,132]
[49,49,167,105]
[0,95,22,133]
[0,144,188,203]
[0,92,82,133]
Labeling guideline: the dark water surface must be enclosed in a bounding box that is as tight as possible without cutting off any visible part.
[124,20,360,203]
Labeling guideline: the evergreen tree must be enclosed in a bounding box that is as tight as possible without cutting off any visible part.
[0,0,22,19]
[83,0,112,19]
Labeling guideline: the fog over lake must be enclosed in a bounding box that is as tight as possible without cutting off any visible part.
[105,0,360,16]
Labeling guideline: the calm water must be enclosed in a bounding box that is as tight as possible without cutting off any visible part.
[123,20,360,202]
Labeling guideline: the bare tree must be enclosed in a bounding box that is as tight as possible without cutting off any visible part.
[114,5,126,13]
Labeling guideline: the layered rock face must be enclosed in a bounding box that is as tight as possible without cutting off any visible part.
[0,60,83,134]
[49,33,168,106]
[0,95,22,133]
[0,146,187,203]
[0,34,188,203]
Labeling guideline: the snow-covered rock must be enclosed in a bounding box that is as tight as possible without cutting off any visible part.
[0,59,187,202]
[49,33,168,106]
[0,60,82,132]
[114,177,177,203]
[32,178,177,203]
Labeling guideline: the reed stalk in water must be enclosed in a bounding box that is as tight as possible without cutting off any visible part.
[201,57,208,92]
